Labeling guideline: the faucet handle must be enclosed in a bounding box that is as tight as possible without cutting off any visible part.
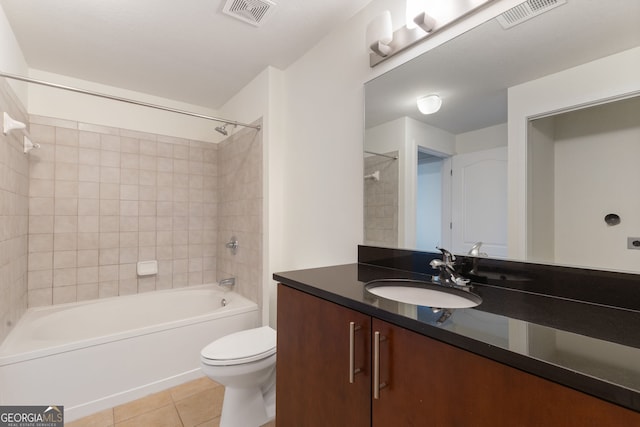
[468,242,488,257]
[429,259,446,269]
[453,276,470,287]
[436,247,456,263]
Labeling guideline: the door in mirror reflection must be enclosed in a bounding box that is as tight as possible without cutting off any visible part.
[451,147,508,257]
[416,151,444,251]
[415,146,507,257]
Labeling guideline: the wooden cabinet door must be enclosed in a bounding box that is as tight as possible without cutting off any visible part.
[276,285,371,427]
[372,318,640,426]
[371,318,437,426]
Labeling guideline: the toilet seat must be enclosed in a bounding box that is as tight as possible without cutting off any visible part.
[201,326,276,366]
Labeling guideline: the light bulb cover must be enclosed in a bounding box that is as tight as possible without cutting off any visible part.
[414,11,436,33]
[405,0,422,30]
[366,10,393,55]
[417,94,442,114]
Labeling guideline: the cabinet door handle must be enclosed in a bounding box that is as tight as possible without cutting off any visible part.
[374,330,387,399]
[349,321,362,383]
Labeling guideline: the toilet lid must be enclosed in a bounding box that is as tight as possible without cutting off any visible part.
[201,326,276,365]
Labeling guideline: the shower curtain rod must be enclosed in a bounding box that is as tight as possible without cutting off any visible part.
[0,71,261,131]
[364,150,398,160]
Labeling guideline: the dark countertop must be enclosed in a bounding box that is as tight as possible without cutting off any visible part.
[274,262,640,413]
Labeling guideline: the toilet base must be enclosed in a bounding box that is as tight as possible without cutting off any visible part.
[220,383,275,427]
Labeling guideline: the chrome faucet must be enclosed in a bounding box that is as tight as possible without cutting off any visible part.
[467,242,487,275]
[468,241,488,257]
[429,247,472,291]
[219,277,235,288]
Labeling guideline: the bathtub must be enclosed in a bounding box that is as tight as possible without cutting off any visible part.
[0,284,259,422]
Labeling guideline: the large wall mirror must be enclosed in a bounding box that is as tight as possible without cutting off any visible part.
[364,0,640,273]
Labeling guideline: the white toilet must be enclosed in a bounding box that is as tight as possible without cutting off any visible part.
[200,326,277,427]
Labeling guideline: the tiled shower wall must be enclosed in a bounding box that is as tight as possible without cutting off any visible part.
[26,115,263,308]
[364,151,399,247]
[216,124,263,304]
[0,80,30,343]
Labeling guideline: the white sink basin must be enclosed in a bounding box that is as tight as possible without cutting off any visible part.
[365,279,481,308]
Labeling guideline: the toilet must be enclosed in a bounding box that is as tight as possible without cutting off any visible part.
[200,326,277,427]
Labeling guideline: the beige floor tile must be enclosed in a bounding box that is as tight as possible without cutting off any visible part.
[66,409,114,427]
[170,377,221,402]
[115,404,182,427]
[195,418,218,427]
[114,390,173,423]
[175,386,225,427]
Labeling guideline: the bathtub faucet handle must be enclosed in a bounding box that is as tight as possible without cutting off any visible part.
[225,236,238,255]
[219,277,235,288]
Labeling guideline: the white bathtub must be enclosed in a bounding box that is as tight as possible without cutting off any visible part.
[0,284,259,422]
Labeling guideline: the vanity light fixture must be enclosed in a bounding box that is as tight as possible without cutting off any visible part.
[413,11,437,33]
[368,0,494,67]
[405,0,423,29]
[417,94,442,114]
[366,10,393,57]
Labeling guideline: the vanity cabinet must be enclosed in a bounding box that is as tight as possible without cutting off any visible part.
[276,284,371,426]
[276,284,640,426]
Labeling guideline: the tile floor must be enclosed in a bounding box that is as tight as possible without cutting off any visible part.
[66,377,276,427]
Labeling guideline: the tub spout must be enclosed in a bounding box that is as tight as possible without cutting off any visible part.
[219,277,235,288]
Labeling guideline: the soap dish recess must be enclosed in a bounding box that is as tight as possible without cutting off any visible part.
[137,260,158,276]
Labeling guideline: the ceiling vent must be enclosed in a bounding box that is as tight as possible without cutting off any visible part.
[222,0,277,27]
[497,0,566,29]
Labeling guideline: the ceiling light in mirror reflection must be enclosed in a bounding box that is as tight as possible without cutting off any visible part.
[417,94,442,114]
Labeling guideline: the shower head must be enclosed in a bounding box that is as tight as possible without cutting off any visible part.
[215,122,238,136]
[215,124,228,136]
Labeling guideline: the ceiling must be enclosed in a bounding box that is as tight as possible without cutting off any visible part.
[365,0,640,134]
[0,0,372,109]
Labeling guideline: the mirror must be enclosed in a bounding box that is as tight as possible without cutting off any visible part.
[364,0,640,272]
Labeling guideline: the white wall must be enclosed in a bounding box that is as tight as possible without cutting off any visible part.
[26,70,222,143]
[0,5,28,104]
[527,117,555,263]
[508,46,640,259]
[281,11,370,269]
[552,97,640,272]
[407,117,456,157]
[365,117,406,154]
[455,122,507,154]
